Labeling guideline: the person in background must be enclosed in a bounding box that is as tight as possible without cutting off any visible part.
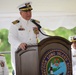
[0,54,9,75]
[69,36,76,75]
[8,2,48,75]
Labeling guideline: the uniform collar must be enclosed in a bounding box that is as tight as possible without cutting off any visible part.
[20,16,30,24]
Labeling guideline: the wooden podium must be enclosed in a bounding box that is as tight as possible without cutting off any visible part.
[15,45,39,75]
[15,36,72,75]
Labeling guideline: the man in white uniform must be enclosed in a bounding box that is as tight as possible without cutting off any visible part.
[8,2,48,75]
[69,36,76,75]
[0,54,9,75]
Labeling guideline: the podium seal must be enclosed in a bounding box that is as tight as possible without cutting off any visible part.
[40,49,72,75]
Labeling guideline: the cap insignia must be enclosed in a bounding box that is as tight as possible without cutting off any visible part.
[25,3,30,7]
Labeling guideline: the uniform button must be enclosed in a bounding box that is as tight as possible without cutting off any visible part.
[29,30,30,32]
[30,38,31,40]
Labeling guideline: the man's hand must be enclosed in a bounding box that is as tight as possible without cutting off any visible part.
[19,43,27,50]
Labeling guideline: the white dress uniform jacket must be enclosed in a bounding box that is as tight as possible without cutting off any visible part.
[0,55,9,75]
[71,46,76,75]
[8,17,48,75]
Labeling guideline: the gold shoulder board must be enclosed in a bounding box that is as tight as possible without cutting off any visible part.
[12,20,20,24]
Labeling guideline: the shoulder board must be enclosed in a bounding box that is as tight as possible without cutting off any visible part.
[32,19,40,23]
[0,54,4,56]
[12,20,20,24]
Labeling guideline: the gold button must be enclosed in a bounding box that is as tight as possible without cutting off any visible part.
[30,38,31,40]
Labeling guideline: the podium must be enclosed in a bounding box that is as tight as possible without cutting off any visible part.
[15,45,39,75]
[15,36,72,75]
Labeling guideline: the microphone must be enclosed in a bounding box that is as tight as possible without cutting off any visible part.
[31,19,41,31]
[31,19,50,36]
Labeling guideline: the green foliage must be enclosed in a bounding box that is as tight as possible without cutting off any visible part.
[0,29,10,51]
[44,27,76,40]
[43,28,55,36]
[53,27,75,39]
[0,29,12,72]
[71,27,76,34]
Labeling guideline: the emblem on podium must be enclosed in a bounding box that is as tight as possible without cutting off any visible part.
[40,49,71,75]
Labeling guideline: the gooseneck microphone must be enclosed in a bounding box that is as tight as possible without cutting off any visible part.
[31,19,50,36]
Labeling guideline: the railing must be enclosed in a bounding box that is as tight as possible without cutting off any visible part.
[0,51,11,54]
